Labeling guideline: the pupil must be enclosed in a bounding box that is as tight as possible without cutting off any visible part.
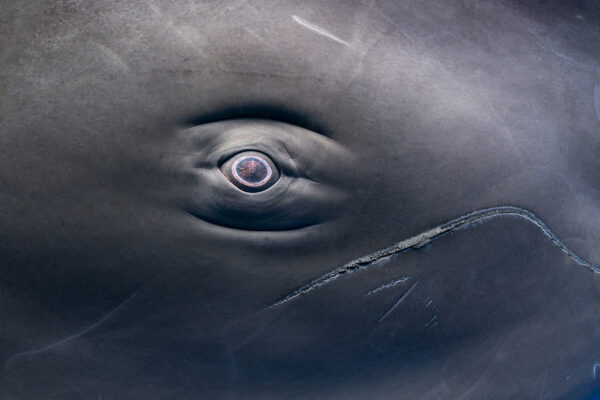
[236,158,267,183]
[233,156,271,186]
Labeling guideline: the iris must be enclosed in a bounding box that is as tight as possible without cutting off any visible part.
[232,155,272,188]
[220,151,279,192]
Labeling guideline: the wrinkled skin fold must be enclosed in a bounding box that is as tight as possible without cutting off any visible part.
[1,0,600,399]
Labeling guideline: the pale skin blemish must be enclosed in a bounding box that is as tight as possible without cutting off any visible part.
[292,15,350,47]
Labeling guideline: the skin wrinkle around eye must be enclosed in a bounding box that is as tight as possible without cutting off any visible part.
[175,119,356,232]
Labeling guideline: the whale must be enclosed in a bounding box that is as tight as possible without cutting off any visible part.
[1,0,600,399]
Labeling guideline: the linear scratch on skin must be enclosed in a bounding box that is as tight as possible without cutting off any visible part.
[594,84,600,123]
[378,281,418,322]
[425,314,438,327]
[364,276,409,296]
[268,206,600,308]
[227,346,238,383]
[534,38,598,74]
[243,27,264,41]
[95,43,130,72]
[292,15,350,47]
[146,2,208,59]
[4,291,138,369]
[537,369,549,400]
[426,321,438,332]
[226,307,285,356]
[239,0,262,21]
[537,40,575,63]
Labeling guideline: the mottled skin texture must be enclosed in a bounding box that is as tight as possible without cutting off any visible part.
[1,0,600,399]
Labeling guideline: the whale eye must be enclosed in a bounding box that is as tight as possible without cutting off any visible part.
[179,119,354,231]
[220,151,280,192]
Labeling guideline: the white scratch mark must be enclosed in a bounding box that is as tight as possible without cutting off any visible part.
[426,321,438,332]
[425,314,438,327]
[594,84,600,123]
[425,299,433,308]
[228,346,238,383]
[534,36,598,74]
[537,368,549,400]
[292,15,350,47]
[226,308,284,355]
[146,2,207,58]
[240,0,262,21]
[537,40,575,63]
[456,374,486,400]
[370,254,392,266]
[365,276,409,296]
[243,27,264,42]
[96,43,130,72]
[593,362,600,379]
[4,291,138,369]
[378,281,418,322]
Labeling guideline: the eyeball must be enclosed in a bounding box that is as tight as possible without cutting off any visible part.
[220,151,280,192]
[232,155,272,187]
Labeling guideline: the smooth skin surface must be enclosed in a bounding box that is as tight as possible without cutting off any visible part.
[1,0,600,399]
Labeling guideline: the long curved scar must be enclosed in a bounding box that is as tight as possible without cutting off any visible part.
[269,206,600,308]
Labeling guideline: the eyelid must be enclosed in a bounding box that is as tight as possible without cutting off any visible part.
[213,140,304,179]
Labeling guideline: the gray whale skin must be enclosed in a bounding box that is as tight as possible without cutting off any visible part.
[2,1,600,399]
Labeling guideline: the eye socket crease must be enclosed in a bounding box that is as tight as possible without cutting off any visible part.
[183,104,334,139]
